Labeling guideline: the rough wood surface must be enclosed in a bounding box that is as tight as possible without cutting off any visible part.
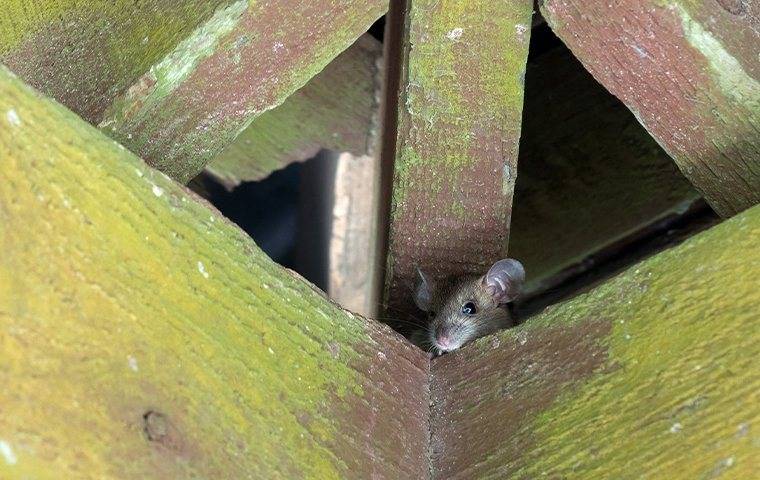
[98,0,387,183]
[328,152,382,319]
[383,0,533,326]
[0,67,429,479]
[541,0,760,217]
[207,34,383,187]
[0,0,228,123]
[431,204,760,479]
[509,47,701,294]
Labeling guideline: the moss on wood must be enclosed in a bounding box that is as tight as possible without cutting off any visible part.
[432,203,760,478]
[0,66,429,479]
[98,0,387,183]
[207,35,382,187]
[541,0,760,217]
[384,0,533,323]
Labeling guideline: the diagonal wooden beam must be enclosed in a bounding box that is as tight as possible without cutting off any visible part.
[0,66,429,479]
[98,0,387,183]
[207,34,383,187]
[0,0,229,123]
[431,203,760,478]
[381,0,533,325]
[540,0,760,217]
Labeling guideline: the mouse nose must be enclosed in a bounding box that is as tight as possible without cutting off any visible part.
[435,328,454,350]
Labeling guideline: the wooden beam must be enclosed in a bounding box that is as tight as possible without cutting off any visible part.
[540,0,760,217]
[431,203,760,479]
[98,0,387,183]
[0,66,429,479]
[509,47,701,294]
[207,34,383,187]
[382,0,533,325]
[0,0,228,123]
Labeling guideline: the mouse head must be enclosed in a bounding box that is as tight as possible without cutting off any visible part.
[414,258,525,354]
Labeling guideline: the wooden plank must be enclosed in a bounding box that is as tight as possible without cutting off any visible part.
[382,0,533,325]
[327,152,382,318]
[0,66,429,479]
[98,0,387,183]
[0,0,228,123]
[430,204,760,479]
[207,34,383,188]
[508,47,701,294]
[540,0,760,217]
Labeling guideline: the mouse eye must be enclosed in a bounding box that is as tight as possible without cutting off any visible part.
[461,302,477,315]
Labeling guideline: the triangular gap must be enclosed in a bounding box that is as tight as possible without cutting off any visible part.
[507,22,719,321]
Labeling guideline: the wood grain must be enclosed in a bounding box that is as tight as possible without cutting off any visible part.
[541,0,760,217]
[0,66,429,479]
[431,204,760,479]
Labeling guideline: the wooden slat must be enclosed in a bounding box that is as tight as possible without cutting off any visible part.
[382,0,533,325]
[207,34,383,188]
[0,0,228,123]
[540,0,760,217]
[0,66,429,479]
[509,47,701,294]
[430,204,760,479]
[98,0,387,183]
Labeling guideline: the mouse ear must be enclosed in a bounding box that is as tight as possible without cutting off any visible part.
[414,267,436,312]
[482,258,525,305]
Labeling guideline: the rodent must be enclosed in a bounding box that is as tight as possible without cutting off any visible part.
[410,258,525,355]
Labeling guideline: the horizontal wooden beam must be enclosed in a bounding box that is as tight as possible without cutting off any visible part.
[540,0,760,217]
[509,47,701,294]
[99,0,387,183]
[383,0,533,325]
[207,34,383,187]
[0,66,429,479]
[0,0,228,123]
[431,203,760,478]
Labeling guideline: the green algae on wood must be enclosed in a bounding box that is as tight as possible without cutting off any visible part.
[541,0,760,217]
[0,0,228,123]
[383,0,533,325]
[0,66,429,479]
[509,47,701,294]
[99,0,388,184]
[207,34,383,187]
[431,204,760,479]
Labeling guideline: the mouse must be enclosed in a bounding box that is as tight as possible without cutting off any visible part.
[410,258,525,355]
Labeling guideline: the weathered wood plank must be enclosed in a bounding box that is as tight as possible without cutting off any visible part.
[509,47,701,294]
[0,0,228,123]
[0,67,429,479]
[540,0,760,217]
[207,34,383,187]
[383,0,533,325]
[328,152,382,318]
[431,204,760,479]
[98,0,387,183]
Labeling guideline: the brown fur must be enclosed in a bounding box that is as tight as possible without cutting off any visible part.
[411,275,514,354]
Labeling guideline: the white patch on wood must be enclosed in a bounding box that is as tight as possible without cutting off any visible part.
[5,109,21,127]
[127,355,139,372]
[0,440,17,465]
[197,261,209,278]
[151,185,164,197]
[446,28,463,40]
